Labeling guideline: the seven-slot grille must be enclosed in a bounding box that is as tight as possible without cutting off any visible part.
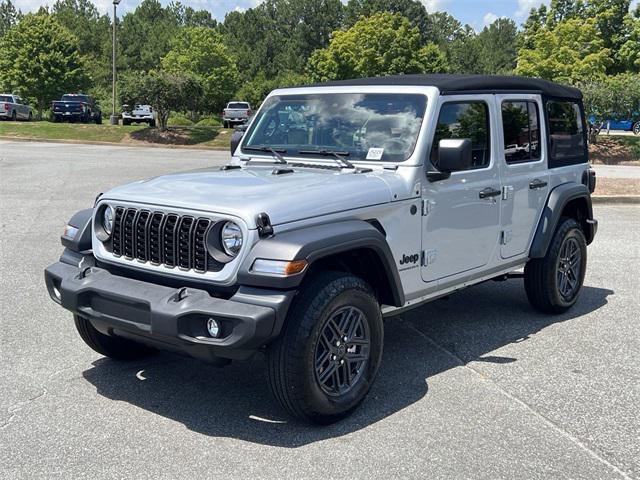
[109,207,223,273]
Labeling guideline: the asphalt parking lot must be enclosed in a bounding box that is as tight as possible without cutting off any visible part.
[1,141,639,479]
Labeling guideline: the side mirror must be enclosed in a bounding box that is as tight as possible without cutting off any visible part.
[427,138,472,181]
[230,127,246,154]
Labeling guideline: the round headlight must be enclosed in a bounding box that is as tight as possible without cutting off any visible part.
[220,221,243,257]
[102,205,114,236]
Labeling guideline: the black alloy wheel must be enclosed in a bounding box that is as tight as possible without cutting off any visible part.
[314,306,371,397]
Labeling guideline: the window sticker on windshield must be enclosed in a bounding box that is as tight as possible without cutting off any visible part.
[366,148,384,160]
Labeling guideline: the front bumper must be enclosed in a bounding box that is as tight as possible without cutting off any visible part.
[45,259,295,361]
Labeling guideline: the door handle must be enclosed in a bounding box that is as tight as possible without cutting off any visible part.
[529,179,548,190]
[479,187,501,199]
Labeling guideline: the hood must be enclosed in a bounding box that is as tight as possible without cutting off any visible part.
[102,165,395,228]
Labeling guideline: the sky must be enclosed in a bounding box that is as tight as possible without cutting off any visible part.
[10,0,640,31]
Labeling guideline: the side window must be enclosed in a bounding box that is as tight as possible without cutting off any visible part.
[431,102,490,170]
[546,101,586,163]
[502,101,541,163]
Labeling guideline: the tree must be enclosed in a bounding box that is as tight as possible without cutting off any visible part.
[580,73,640,140]
[235,71,309,108]
[120,70,202,130]
[221,0,344,81]
[475,18,518,74]
[0,14,89,118]
[52,0,111,91]
[161,27,239,113]
[119,0,193,73]
[516,17,612,83]
[0,0,21,38]
[307,12,448,82]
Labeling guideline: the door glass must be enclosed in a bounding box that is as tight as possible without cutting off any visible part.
[431,102,490,170]
[502,101,541,163]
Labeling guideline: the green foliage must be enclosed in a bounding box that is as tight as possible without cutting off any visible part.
[221,0,344,82]
[448,19,518,74]
[161,27,239,113]
[0,0,21,37]
[196,116,222,127]
[235,71,310,107]
[52,0,111,88]
[516,17,612,83]
[167,112,194,126]
[307,12,449,82]
[120,70,203,130]
[520,0,636,75]
[580,73,640,120]
[0,13,89,118]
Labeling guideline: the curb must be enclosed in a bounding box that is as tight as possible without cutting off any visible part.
[592,196,640,204]
[0,135,228,151]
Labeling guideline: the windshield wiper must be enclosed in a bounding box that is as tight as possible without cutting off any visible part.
[298,149,355,169]
[243,145,287,164]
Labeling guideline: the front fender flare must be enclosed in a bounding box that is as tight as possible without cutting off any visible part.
[238,220,404,307]
[61,208,93,252]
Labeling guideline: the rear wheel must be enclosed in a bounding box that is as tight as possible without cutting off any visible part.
[266,272,383,424]
[525,217,587,314]
[633,121,640,136]
[122,118,130,126]
[74,315,155,360]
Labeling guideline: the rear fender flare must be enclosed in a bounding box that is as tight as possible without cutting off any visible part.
[529,182,594,258]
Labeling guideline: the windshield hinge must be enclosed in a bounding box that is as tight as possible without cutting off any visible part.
[256,212,274,238]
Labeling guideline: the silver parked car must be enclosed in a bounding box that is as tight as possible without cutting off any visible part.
[45,75,597,424]
[0,94,32,121]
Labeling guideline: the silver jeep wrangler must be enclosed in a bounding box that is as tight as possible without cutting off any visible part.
[45,75,597,424]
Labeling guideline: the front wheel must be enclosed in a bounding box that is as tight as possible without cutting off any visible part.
[266,272,383,424]
[74,315,155,360]
[524,218,587,314]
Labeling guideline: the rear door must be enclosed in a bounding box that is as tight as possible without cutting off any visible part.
[421,95,502,283]
[496,95,549,259]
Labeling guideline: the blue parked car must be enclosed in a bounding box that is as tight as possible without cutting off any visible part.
[589,115,640,135]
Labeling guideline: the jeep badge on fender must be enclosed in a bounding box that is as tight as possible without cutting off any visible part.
[45,75,597,425]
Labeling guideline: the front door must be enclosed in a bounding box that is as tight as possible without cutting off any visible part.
[497,96,549,259]
[421,96,502,283]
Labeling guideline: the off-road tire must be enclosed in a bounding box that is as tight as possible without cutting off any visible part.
[122,119,130,126]
[524,217,587,314]
[28,112,32,121]
[11,110,16,121]
[633,121,640,136]
[266,272,383,424]
[95,113,102,125]
[74,314,155,360]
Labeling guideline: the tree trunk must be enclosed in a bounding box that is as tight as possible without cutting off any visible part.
[158,111,169,131]
[37,99,44,121]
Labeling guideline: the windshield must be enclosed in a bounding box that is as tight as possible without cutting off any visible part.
[61,95,89,103]
[228,102,249,109]
[242,93,427,162]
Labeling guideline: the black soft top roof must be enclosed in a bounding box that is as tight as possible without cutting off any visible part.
[302,74,582,100]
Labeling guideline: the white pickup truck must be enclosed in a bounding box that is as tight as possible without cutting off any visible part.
[122,104,156,127]
[222,101,252,128]
[0,94,32,121]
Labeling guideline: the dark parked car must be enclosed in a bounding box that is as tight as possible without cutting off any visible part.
[51,94,102,124]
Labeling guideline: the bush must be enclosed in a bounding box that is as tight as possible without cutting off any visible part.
[196,116,222,127]
[167,113,194,126]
